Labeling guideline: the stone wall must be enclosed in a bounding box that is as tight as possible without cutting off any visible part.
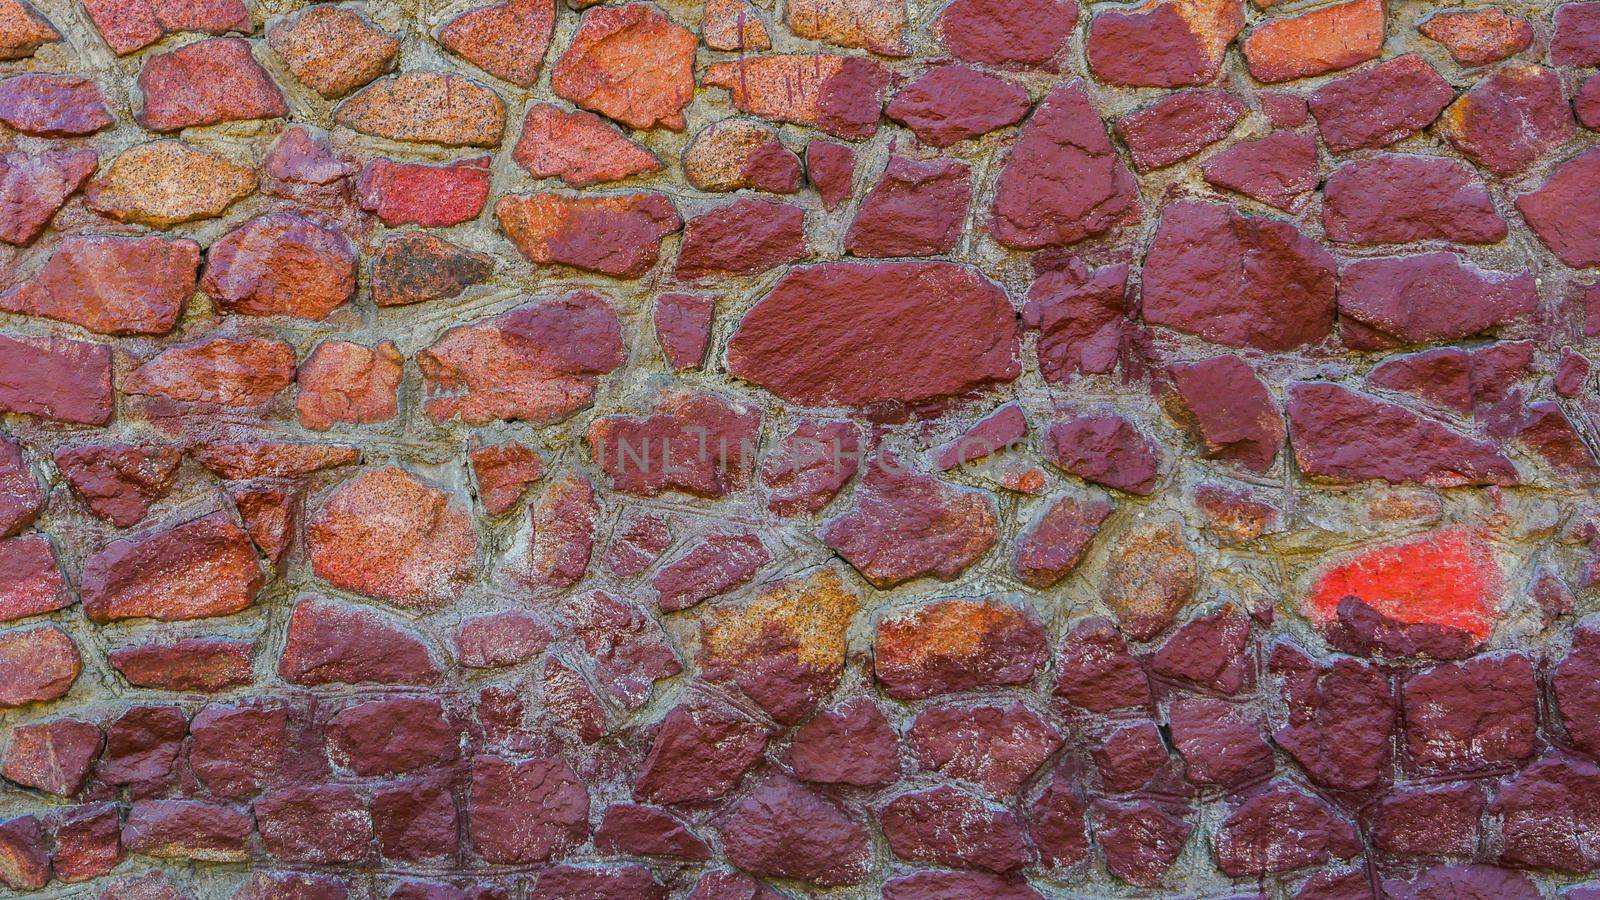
[0,0,1597,896]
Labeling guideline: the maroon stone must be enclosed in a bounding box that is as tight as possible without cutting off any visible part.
[1029,767,1089,867]
[910,701,1061,796]
[53,802,122,883]
[1168,697,1272,788]
[1371,782,1484,856]
[1053,617,1150,713]
[1308,54,1454,153]
[1092,720,1170,794]
[188,704,287,799]
[532,865,666,900]
[1143,199,1336,350]
[0,535,68,623]
[845,155,971,257]
[1043,415,1160,495]
[1270,642,1394,792]
[566,589,681,709]
[1324,154,1506,245]
[1493,751,1600,872]
[469,754,588,864]
[806,140,855,208]
[1115,90,1246,171]
[635,701,766,805]
[886,65,1031,147]
[0,335,112,424]
[790,697,900,787]
[720,775,872,886]
[455,610,551,668]
[1338,252,1537,348]
[1554,2,1600,65]
[1443,64,1572,176]
[595,804,709,861]
[1093,799,1191,887]
[990,81,1139,249]
[108,638,253,692]
[256,785,371,864]
[138,38,287,131]
[933,0,1076,70]
[880,785,1034,872]
[885,872,1045,900]
[99,705,186,785]
[373,777,457,863]
[1517,148,1600,267]
[1085,0,1241,88]
[326,696,457,776]
[123,799,252,861]
[1212,782,1361,877]
[654,292,713,370]
[279,598,442,686]
[652,532,767,612]
[1165,355,1282,471]
[2,717,100,795]
[1403,653,1537,774]
[1201,132,1319,211]
[874,597,1048,699]
[588,391,760,497]
[1024,260,1130,384]
[675,199,808,279]
[761,419,861,516]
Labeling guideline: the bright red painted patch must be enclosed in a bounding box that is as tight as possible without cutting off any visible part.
[1306,528,1500,640]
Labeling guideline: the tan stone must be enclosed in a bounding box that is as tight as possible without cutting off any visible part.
[85,141,256,229]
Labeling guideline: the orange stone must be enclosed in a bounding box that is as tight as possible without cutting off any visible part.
[1419,8,1534,67]
[552,4,697,130]
[336,73,505,147]
[124,338,296,408]
[440,0,556,88]
[495,191,680,278]
[1241,0,1385,84]
[0,0,58,60]
[1306,528,1500,641]
[85,141,256,229]
[705,54,845,128]
[512,103,661,187]
[701,0,769,51]
[786,0,907,56]
[295,340,403,431]
[268,5,399,99]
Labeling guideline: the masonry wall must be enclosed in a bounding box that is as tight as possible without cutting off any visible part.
[0,0,1598,896]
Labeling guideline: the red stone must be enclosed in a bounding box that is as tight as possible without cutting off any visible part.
[551,4,697,130]
[440,0,555,88]
[1371,782,1484,856]
[880,784,1033,872]
[1241,0,1384,83]
[455,609,550,668]
[515,468,597,592]
[84,0,249,55]
[469,754,589,863]
[54,443,180,527]
[308,466,477,609]
[721,775,871,885]
[635,700,767,804]
[1338,252,1536,348]
[1440,64,1572,176]
[845,155,970,257]
[910,701,1062,796]
[1169,697,1272,788]
[1554,1,1600,66]
[1403,653,1536,774]
[790,697,899,786]
[1143,199,1336,350]
[0,815,48,890]
[419,291,624,424]
[874,598,1047,699]
[1115,90,1245,171]
[81,512,262,623]
[0,535,67,623]
[235,872,349,900]
[1324,154,1506,245]
[806,140,855,208]
[933,0,1076,70]
[885,65,1031,147]
[513,103,660,186]
[469,441,544,515]
[267,6,399,99]
[1086,0,1241,88]
[496,191,681,277]
[52,803,122,883]
[1259,91,1307,127]
[109,638,252,691]
[256,784,372,864]
[0,335,112,424]
[759,421,859,517]
[701,0,769,51]
[191,440,358,480]
[1092,721,1169,794]
[123,799,252,861]
[187,704,287,798]
[279,597,441,686]
[1044,415,1160,495]
[822,455,997,588]
[1212,782,1360,877]
[1013,493,1112,587]
[0,148,96,245]
[1024,259,1130,384]
[124,337,296,408]
[0,0,57,60]
[372,232,494,307]
[296,340,403,430]
[653,291,713,370]
[588,390,760,497]
[1308,54,1454,153]
[1150,606,1254,694]
[326,696,457,776]
[652,531,766,611]
[683,119,803,193]
[0,233,198,335]
[1270,643,1394,791]
[1516,148,1600,267]
[1420,8,1533,66]
[137,38,287,131]
[356,157,490,227]
[226,481,294,562]
[728,260,1019,406]
[2,717,99,794]
[567,589,681,709]
[594,804,710,860]
[99,705,186,785]
[373,777,457,863]
[206,212,357,319]
[1494,752,1600,872]
[675,199,808,279]
[604,512,670,577]
[0,74,112,136]
[1053,618,1150,712]
[1165,355,1282,471]
[990,80,1139,249]
[532,865,666,900]
[1287,384,1518,487]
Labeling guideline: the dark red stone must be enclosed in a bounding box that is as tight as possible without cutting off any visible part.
[1403,653,1537,774]
[588,390,761,497]
[372,232,494,307]
[1143,199,1336,350]
[910,701,1062,796]
[566,589,681,709]
[1165,355,1282,471]
[990,81,1139,249]
[2,717,100,795]
[1149,606,1254,693]
[880,785,1034,872]
[1554,2,1600,65]
[1053,617,1150,713]
[1339,252,1536,348]
[1308,54,1454,153]
[108,638,253,692]
[326,696,457,776]
[884,872,1045,900]
[0,815,48,890]
[0,534,69,623]
[455,610,551,668]
[188,704,286,799]
[1442,64,1573,176]
[1212,782,1361,877]
[1201,132,1319,211]
[99,705,186,785]
[674,199,808,279]
[603,512,671,577]
[886,65,1031,147]
[279,597,442,686]
[845,155,970,257]
[1168,697,1272,788]
[1286,383,1518,486]
[594,804,709,861]
[356,156,491,227]
[1029,767,1089,867]
[1043,415,1160,496]
[654,292,713,370]
[137,38,287,131]
[0,335,113,425]
[1492,751,1600,872]
[933,0,1076,70]
[1371,782,1484,856]
[469,754,589,864]
[1555,617,1600,758]
[1324,154,1506,245]
[1114,89,1245,171]
[123,799,252,861]
[1270,643,1394,792]
[532,865,666,900]
[1092,720,1170,794]
[1085,0,1241,88]
[720,775,871,886]
[1024,259,1130,384]
[256,784,371,864]
[1517,148,1600,267]
[1092,799,1191,887]
[790,697,900,787]
[634,701,767,805]
[52,802,122,883]
[805,140,855,208]
[373,777,457,863]
[761,419,861,516]
[54,443,180,527]
[651,531,767,611]
[1382,865,1541,900]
